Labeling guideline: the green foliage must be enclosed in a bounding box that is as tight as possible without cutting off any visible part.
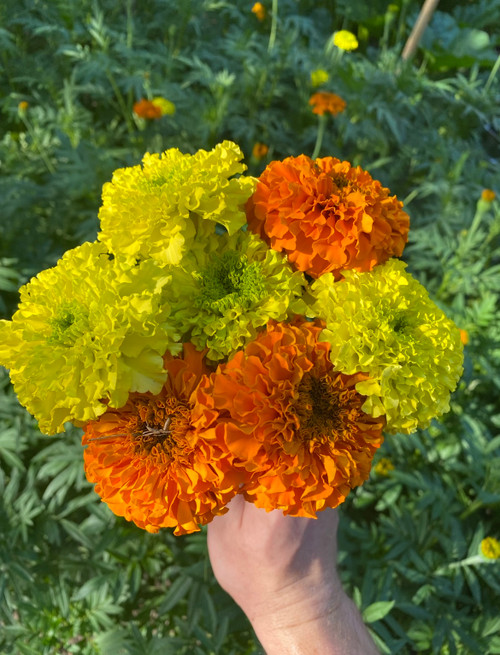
[1,0,499,652]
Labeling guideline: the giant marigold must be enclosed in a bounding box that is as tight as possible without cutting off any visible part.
[197,320,385,517]
[0,242,181,434]
[246,154,409,279]
[168,230,306,361]
[98,141,256,267]
[308,259,464,433]
[82,344,242,535]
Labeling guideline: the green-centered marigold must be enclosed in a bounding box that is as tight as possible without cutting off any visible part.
[98,141,256,267]
[308,259,464,433]
[0,242,181,434]
[168,231,306,361]
[246,154,409,279]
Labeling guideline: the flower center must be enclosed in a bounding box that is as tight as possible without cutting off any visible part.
[132,396,191,460]
[390,311,412,334]
[293,374,345,443]
[195,250,266,313]
[48,301,89,346]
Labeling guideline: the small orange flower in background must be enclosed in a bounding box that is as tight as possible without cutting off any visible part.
[133,98,162,119]
[246,154,410,279]
[82,345,242,535]
[200,319,385,517]
[251,2,266,20]
[481,189,496,202]
[373,457,395,476]
[252,142,269,160]
[18,100,29,112]
[133,97,175,120]
[480,537,500,559]
[309,91,346,116]
[459,329,469,346]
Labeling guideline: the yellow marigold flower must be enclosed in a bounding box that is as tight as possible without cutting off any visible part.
[0,242,181,434]
[167,230,306,362]
[459,329,469,345]
[481,189,496,202]
[308,259,464,434]
[252,2,266,20]
[309,92,346,116]
[333,30,359,51]
[18,100,29,112]
[252,142,269,160]
[480,537,500,559]
[311,69,330,87]
[98,141,256,267]
[373,458,395,476]
[151,96,176,116]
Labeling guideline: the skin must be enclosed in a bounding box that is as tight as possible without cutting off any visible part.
[207,495,379,655]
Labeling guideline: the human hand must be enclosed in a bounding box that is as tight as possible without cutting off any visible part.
[207,496,379,654]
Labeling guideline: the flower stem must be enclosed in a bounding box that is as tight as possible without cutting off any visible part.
[267,0,278,53]
[484,51,500,94]
[311,115,326,159]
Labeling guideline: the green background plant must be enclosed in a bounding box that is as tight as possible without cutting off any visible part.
[1,0,499,653]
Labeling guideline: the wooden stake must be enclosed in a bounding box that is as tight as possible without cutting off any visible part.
[401,0,440,61]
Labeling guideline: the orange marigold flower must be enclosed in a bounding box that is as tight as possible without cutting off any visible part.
[200,320,385,517]
[252,142,269,160]
[481,189,496,202]
[309,92,346,116]
[82,344,242,535]
[246,154,410,279]
[133,98,163,120]
[251,2,266,20]
[459,329,469,345]
[18,100,29,112]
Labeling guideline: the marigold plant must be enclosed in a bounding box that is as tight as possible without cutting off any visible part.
[98,141,256,267]
[309,91,346,116]
[167,230,306,361]
[82,345,242,535]
[246,154,409,279]
[0,242,181,434]
[308,259,464,433]
[333,30,358,51]
[197,320,385,517]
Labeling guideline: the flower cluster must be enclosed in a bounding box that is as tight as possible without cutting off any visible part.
[0,141,464,535]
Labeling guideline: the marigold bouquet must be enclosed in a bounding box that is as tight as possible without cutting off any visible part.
[0,141,464,535]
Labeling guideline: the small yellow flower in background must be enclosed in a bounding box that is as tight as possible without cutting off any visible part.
[311,69,330,87]
[151,97,176,116]
[459,329,469,346]
[480,537,500,559]
[309,91,346,116]
[251,2,266,21]
[252,142,269,160]
[333,30,359,51]
[374,458,395,476]
[481,189,496,202]
[18,100,29,112]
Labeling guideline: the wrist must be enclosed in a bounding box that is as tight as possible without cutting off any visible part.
[247,585,379,655]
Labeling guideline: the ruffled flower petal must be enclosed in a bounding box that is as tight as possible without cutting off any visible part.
[308,259,464,433]
[246,154,409,279]
[194,320,385,516]
[168,230,307,361]
[0,242,182,434]
[82,344,241,535]
[98,141,256,266]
